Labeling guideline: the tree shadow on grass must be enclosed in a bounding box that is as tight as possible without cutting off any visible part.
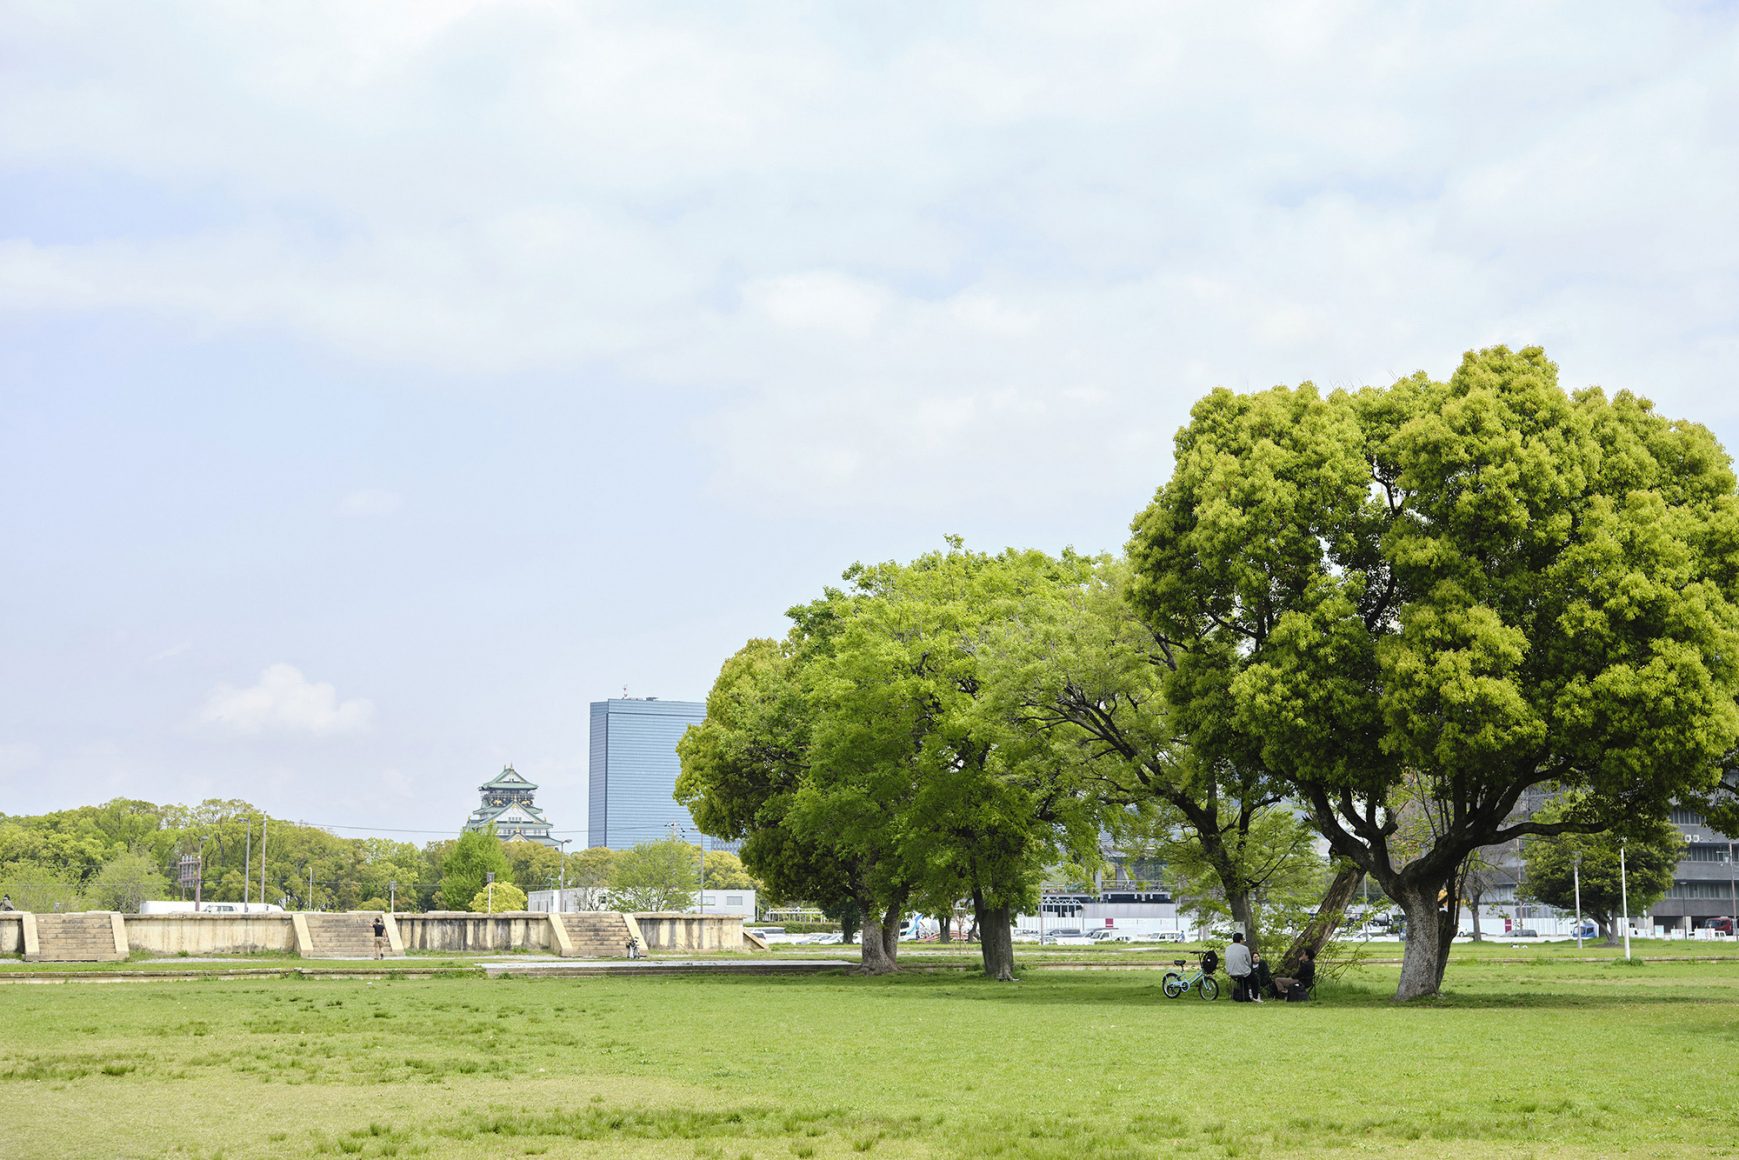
[669,966,1739,1012]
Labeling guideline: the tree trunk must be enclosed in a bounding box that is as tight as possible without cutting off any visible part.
[1394,880,1453,1001]
[1228,889,1259,953]
[972,889,1016,981]
[855,898,903,975]
[1279,863,1364,974]
[880,901,902,965]
[858,920,895,974]
[1597,913,1620,947]
[937,913,951,943]
[1468,887,1483,942]
[840,905,860,945]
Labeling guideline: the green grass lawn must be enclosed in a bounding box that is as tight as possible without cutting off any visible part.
[3,956,1738,1159]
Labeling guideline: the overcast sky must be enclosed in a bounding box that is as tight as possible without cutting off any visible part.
[3,3,1737,843]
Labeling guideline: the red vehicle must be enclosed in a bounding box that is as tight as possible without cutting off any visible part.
[1704,917,1735,936]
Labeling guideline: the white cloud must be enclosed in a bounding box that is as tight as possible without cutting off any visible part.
[197,664,375,737]
[336,489,403,518]
[0,3,1734,514]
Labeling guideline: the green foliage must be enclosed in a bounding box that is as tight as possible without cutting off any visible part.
[0,861,82,912]
[1146,805,1330,938]
[680,543,1111,976]
[1523,797,1684,937]
[438,829,511,911]
[468,881,528,913]
[82,852,172,913]
[607,837,700,912]
[502,841,565,893]
[702,849,758,890]
[1127,346,1739,996]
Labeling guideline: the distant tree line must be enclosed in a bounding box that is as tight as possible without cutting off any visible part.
[0,799,760,916]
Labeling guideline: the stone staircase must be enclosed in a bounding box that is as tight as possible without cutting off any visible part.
[560,912,634,958]
[29,912,126,962]
[301,913,384,959]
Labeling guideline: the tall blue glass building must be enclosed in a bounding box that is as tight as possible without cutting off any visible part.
[587,697,709,850]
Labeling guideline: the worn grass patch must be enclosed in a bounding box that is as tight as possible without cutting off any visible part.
[2,960,1738,1158]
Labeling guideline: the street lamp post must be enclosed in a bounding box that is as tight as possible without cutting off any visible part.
[1620,840,1632,962]
[1573,853,1584,950]
[1727,840,1736,941]
[486,871,495,915]
[388,880,397,916]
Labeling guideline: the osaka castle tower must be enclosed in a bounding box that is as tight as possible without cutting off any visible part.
[463,765,561,846]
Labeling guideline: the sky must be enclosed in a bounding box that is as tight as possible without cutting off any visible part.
[3,3,1738,844]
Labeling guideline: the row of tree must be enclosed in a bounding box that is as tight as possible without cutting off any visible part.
[677,346,1739,999]
[0,799,759,916]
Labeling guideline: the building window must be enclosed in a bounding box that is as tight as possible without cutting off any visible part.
[1668,882,1730,900]
[1670,809,1707,826]
[1688,844,1733,863]
[727,895,743,906]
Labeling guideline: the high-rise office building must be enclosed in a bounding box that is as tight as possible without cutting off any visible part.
[588,697,708,850]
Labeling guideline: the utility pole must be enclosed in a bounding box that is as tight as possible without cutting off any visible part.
[486,872,495,914]
[259,814,268,908]
[698,833,706,916]
[244,820,251,912]
[389,880,397,916]
[309,866,315,912]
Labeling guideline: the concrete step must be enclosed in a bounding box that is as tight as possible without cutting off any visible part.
[303,914,387,959]
[559,912,631,958]
[30,913,125,961]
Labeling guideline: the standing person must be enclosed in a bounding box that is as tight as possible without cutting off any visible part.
[1225,932,1256,1002]
[1273,948,1316,1000]
[0,894,13,911]
[372,914,387,960]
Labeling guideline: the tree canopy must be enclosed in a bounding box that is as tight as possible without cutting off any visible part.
[1127,346,1739,999]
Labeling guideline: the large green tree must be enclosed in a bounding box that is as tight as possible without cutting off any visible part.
[437,828,511,911]
[682,544,1104,980]
[1523,797,1683,944]
[1128,346,1739,999]
[607,837,700,912]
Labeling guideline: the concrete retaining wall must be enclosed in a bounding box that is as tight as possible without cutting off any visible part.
[0,909,738,957]
[395,911,558,953]
[0,913,23,955]
[124,913,297,955]
[634,913,744,951]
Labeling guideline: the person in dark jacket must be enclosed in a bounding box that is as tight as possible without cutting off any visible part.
[372,915,387,959]
[1273,948,1316,999]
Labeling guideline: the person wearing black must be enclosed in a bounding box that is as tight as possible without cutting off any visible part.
[1273,948,1316,1000]
[1251,950,1275,1000]
[372,915,387,959]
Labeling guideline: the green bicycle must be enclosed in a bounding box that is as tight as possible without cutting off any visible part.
[1161,950,1219,1000]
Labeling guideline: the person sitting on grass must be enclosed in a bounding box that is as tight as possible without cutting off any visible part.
[1273,948,1316,1000]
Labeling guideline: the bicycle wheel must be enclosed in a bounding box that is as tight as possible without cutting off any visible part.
[1197,975,1219,1000]
[1161,972,1184,999]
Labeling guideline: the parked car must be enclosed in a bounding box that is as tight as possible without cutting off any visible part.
[1041,929,1092,946]
[1153,931,1186,942]
[1703,917,1735,935]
